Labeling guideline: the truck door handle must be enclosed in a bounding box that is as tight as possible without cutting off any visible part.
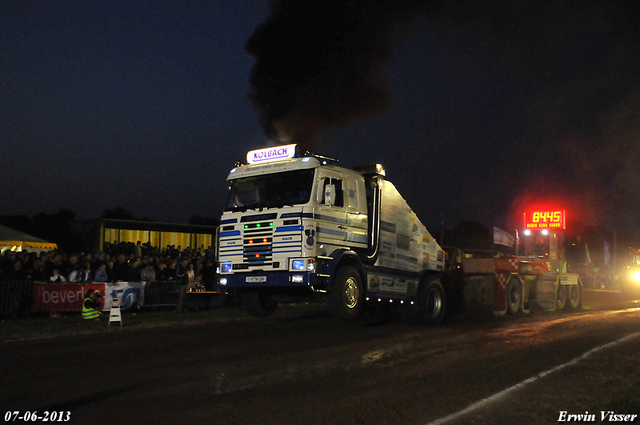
[338,225,347,230]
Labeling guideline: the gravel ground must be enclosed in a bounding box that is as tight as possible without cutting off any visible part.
[1,292,639,425]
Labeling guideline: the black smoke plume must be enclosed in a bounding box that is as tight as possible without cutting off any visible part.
[246,0,442,150]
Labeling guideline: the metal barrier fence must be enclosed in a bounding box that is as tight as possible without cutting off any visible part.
[0,280,219,316]
[144,280,179,307]
[143,280,222,310]
[0,281,35,316]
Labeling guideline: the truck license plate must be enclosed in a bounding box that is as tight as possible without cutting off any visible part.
[246,276,267,283]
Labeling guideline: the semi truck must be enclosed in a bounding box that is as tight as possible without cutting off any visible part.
[444,247,583,318]
[445,210,584,317]
[216,144,447,322]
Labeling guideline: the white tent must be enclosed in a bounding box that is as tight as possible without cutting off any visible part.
[0,224,58,253]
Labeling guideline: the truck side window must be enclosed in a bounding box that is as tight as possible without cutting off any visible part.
[365,178,374,216]
[445,250,461,270]
[322,178,344,207]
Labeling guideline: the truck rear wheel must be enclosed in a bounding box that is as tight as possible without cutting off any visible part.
[556,284,567,311]
[327,266,364,320]
[506,278,522,315]
[418,278,446,325]
[567,284,581,310]
[241,291,278,317]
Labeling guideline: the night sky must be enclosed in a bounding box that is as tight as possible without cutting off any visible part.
[2,1,640,237]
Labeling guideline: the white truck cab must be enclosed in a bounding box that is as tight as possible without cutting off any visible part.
[217,144,446,322]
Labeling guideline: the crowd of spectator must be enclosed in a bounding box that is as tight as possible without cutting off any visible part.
[0,241,217,285]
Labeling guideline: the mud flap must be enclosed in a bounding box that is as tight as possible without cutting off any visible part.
[493,272,508,316]
[462,275,494,318]
[533,274,559,311]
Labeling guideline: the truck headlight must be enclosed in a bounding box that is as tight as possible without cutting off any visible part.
[291,259,316,272]
[632,271,640,283]
[221,263,232,273]
[219,278,228,286]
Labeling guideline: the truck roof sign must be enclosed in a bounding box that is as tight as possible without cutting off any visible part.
[246,144,297,164]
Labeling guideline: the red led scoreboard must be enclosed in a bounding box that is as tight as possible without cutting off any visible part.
[523,210,566,230]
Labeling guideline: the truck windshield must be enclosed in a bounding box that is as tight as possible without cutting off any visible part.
[225,169,315,212]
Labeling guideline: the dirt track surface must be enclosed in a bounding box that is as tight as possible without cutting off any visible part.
[2,291,640,425]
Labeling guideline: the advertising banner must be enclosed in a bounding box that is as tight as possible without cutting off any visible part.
[493,227,515,247]
[34,283,106,312]
[33,281,146,312]
[103,281,146,311]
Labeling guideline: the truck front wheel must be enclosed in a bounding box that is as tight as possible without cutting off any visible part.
[418,278,447,325]
[327,266,364,320]
[241,291,278,317]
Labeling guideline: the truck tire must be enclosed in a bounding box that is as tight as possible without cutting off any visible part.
[556,284,567,311]
[241,291,278,317]
[418,278,446,325]
[327,266,364,320]
[506,278,522,315]
[567,284,581,310]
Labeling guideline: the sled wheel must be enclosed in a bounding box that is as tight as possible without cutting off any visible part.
[506,278,522,315]
[556,284,567,311]
[567,284,581,310]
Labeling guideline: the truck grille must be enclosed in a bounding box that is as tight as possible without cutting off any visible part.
[242,221,274,265]
[219,218,303,271]
[243,228,273,265]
